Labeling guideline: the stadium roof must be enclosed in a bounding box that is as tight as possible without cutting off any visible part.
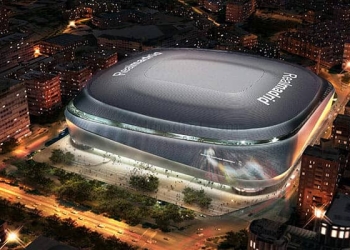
[73,48,333,141]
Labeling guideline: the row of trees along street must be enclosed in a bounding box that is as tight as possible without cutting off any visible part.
[0,197,136,249]
[0,149,214,232]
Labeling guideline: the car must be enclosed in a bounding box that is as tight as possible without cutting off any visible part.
[62,211,67,215]
[117,230,123,234]
[132,239,138,242]
[164,237,169,241]
[98,224,105,228]
[78,217,83,220]
[72,210,78,214]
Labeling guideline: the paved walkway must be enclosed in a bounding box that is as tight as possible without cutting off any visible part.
[34,136,296,220]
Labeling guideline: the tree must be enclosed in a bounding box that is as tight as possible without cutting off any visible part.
[218,230,248,250]
[151,204,192,231]
[50,149,75,165]
[50,149,65,164]
[64,151,75,165]
[182,187,212,209]
[129,174,159,192]
[1,137,18,154]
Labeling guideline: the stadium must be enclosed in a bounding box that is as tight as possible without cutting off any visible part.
[65,48,334,193]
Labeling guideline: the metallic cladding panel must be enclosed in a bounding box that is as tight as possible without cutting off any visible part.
[65,112,293,189]
[74,49,332,141]
[65,49,335,190]
[65,86,332,190]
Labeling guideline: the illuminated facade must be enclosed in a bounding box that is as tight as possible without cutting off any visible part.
[331,115,350,151]
[0,33,33,72]
[20,71,62,118]
[65,49,334,192]
[297,145,346,226]
[225,0,256,23]
[0,5,9,36]
[0,79,31,147]
[203,0,223,13]
[55,62,92,104]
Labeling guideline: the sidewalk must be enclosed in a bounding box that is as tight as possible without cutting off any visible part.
[34,136,295,219]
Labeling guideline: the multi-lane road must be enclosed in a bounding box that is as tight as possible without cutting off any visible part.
[0,180,249,250]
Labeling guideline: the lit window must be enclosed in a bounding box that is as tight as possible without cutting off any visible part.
[339,231,344,238]
[321,227,327,235]
[331,229,337,238]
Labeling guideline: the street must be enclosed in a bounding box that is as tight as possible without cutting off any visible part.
[0,181,249,250]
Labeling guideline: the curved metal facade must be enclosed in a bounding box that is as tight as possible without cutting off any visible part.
[65,49,334,191]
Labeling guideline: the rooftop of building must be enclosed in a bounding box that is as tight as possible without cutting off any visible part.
[20,70,56,80]
[55,62,88,72]
[303,144,344,161]
[250,218,318,249]
[249,218,287,243]
[0,55,54,77]
[94,25,164,41]
[333,114,350,124]
[43,33,85,47]
[0,32,26,46]
[81,49,118,59]
[326,193,350,227]
[0,78,22,92]
[286,225,317,240]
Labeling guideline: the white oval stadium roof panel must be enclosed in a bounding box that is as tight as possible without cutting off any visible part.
[75,48,332,140]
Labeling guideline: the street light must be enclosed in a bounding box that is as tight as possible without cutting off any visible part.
[314,207,325,219]
[6,231,18,242]
[0,227,25,250]
[313,206,326,232]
